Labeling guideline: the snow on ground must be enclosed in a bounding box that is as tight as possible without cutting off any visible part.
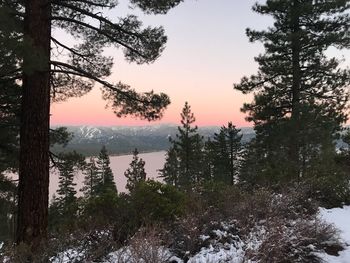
[51,249,85,263]
[184,223,264,263]
[318,206,350,263]
[186,243,246,263]
[3,207,350,262]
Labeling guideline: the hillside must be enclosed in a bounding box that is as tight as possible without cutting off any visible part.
[51,125,255,156]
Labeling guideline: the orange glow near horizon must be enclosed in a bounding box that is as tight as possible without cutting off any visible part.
[51,86,253,127]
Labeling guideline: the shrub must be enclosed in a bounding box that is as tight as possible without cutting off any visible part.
[129,180,186,224]
[112,180,186,245]
[245,218,342,263]
[305,175,350,208]
[79,190,119,228]
[109,226,171,263]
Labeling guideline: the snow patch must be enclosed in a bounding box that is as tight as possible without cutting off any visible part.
[187,243,247,263]
[318,206,350,263]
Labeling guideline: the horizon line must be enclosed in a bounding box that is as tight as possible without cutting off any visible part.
[50,123,254,129]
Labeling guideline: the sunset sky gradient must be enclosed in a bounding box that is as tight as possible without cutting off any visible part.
[50,0,349,127]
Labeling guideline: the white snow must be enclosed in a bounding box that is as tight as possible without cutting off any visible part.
[107,246,172,263]
[4,207,350,263]
[79,126,102,139]
[199,235,210,241]
[187,243,246,263]
[318,206,350,263]
[185,224,263,263]
[51,248,85,263]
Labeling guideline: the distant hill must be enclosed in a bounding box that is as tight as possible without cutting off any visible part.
[51,124,255,156]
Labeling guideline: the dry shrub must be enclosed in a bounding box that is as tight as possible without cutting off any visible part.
[231,188,273,232]
[108,226,171,263]
[79,229,116,262]
[245,218,342,263]
[1,228,118,263]
[165,215,203,261]
[1,242,54,263]
[45,228,116,262]
[222,186,319,234]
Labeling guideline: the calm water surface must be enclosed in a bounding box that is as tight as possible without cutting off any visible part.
[49,151,166,198]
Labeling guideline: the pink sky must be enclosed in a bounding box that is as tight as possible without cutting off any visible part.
[49,1,267,127]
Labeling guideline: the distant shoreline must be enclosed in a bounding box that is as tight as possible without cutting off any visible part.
[108,150,167,158]
[77,150,167,158]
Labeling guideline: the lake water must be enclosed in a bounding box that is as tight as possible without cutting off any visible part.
[49,151,166,198]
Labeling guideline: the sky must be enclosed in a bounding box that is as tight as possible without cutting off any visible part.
[49,0,349,127]
[50,0,270,127]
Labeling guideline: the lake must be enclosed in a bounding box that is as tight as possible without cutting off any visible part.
[49,151,167,198]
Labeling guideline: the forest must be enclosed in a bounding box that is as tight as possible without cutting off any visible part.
[0,0,350,262]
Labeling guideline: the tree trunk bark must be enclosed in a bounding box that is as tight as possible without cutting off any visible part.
[16,0,51,249]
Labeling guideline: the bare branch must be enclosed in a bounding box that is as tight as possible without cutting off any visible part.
[51,37,92,64]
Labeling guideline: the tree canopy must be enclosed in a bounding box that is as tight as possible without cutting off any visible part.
[0,0,185,248]
[235,0,350,183]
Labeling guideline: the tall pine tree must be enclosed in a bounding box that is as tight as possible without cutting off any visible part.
[80,157,100,198]
[54,151,85,208]
[0,0,185,246]
[124,148,147,192]
[159,146,180,187]
[49,151,85,231]
[96,145,117,194]
[210,122,242,185]
[161,102,204,190]
[235,0,350,185]
[0,5,21,173]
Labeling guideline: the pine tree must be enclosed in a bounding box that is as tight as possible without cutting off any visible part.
[1,0,185,246]
[234,0,350,184]
[49,151,85,231]
[210,122,242,185]
[209,130,230,184]
[0,6,21,173]
[161,102,204,190]
[226,123,242,185]
[96,145,117,194]
[55,152,85,208]
[80,157,100,198]
[159,146,180,187]
[0,13,21,241]
[124,148,147,192]
[202,138,215,181]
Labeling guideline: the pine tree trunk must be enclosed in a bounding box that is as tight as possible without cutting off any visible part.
[16,0,51,249]
[290,0,301,181]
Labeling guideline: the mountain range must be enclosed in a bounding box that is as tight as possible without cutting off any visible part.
[51,124,255,156]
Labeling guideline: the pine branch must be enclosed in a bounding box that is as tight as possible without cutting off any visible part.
[52,1,141,39]
[50,16,147,59]
[50,60,151,104]
[54,0,116,8]
[51,37,93,64]
[49,151,60,169]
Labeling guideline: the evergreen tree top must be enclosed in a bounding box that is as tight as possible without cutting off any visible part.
[236,0,350,93]
[125,148,147,192]
[235,0,350,126]
[181,102,196,127]
[176,102,200,138]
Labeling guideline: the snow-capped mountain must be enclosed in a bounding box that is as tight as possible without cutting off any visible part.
[51,124,255,156]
